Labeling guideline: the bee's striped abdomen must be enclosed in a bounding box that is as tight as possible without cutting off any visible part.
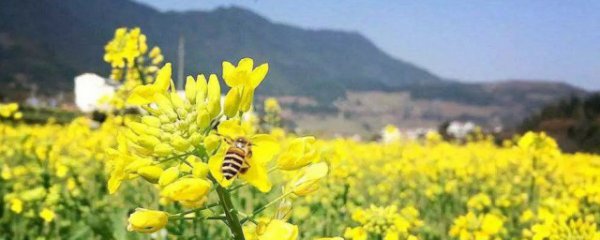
[222,147,246,180]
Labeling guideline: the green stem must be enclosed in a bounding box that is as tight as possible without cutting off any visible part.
[529,156,538,206]
[216,185,245,240]
[181,215,226,221]
[237,212,257,224]
[154,152,194,165]
[133,61,147,85]
[228,183,248,193]
[169,203,219,218]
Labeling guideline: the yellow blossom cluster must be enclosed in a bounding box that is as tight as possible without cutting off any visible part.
[3,107,600,239]
[449,212,504,239]
[2,26,600,239]
[525,216,600,240]
[104,55,329,240]
[262,97,281,130]
[103,27,163,81]
[0,102,22,119]
[344,205,422,240]
[287,131,600,239]
[0,117,129,238]
[101,27,165,110]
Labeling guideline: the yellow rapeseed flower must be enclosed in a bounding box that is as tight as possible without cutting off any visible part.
[222,58,269,112]
[0,103,19,118]
[158,166,179,186]
[161,177,211,207]
[127,208,169,233]
[243,218,299,240]
[344,227,368,240]
[137,165,163,183]
[39,208,56,223]
[264,97,281,113]
[209,119,279,192]
[127,63,172,105]
[288,162,329,196]
[10,198,23,214]
[277,136,320,170]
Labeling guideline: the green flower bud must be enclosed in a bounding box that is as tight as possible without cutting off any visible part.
[154,143,174,157]
[141,116,161,128]
[138,135,161,149]
[137,166,163,183]
[196,109,210,130]
[172,135,191,152]
[170,92,185,110]
[190,133,203,146]
[203,134,221,154]
[192,161,209,178]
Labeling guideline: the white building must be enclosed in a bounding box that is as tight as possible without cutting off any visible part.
[74,73,116,112]
[446,121,477,140]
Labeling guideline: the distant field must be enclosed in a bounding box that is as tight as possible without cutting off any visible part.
[287,91,531,136]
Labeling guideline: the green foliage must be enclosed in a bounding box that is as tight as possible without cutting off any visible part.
[520,93,600,153]
[19,107,80,124]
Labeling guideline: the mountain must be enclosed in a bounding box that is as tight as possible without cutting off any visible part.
[0,0,442,102]
[0,0,588,131]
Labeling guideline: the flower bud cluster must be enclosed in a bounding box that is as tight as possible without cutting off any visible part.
[344,205,422,240]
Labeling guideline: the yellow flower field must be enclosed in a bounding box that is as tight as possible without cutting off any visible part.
[1,27,599,239]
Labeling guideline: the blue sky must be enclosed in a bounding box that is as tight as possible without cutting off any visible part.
[135,0,600,90]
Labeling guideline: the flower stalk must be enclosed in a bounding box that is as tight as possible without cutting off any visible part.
[240,192,292,224]
[216,185,246,240]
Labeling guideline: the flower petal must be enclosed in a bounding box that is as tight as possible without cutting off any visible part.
[217,119,246,139]
[239,87,254,112]
[260,219,299,240]
[250,63,268,89]
[238,58,254,72]
[127,85,156,105]
[222,61,239,87]
[250,134,280,164]
[239,159,272,192]
[108,170,125,194]
[154,63,172,92]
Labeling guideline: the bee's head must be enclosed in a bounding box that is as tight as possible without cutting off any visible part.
[233,137,251,147]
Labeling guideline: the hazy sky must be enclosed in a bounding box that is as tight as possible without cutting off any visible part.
[135,0,600,90]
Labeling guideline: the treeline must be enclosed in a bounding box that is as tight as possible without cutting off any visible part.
[520,93,600,153]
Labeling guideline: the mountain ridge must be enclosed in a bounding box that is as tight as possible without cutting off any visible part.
[0,0,457,101]
[0,0,586,112]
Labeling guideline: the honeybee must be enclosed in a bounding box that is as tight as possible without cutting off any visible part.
[222,137,253,180]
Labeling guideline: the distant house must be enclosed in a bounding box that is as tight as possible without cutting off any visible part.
[446,121,477,140]
[74,73,116,112]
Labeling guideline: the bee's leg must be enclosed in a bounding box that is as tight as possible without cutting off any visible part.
[240,160,251,174]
